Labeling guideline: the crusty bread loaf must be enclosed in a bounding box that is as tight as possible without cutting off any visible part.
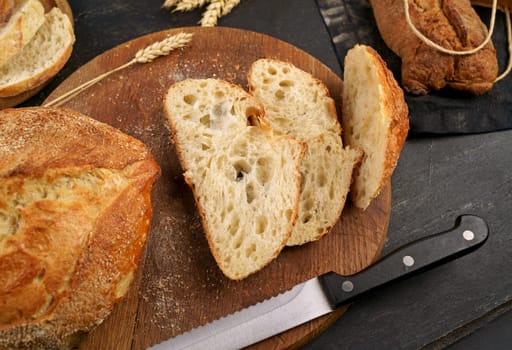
[369,0,498,95]
[342,44,409,210]
[0,107,160,349]
[0,6,74,97]
[248,59,362,246]
[164,78,305,280]
[0,0,45,68]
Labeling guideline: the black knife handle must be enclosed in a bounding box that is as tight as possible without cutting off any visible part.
[318,215,489,308]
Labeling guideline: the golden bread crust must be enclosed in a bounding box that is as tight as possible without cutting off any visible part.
[373,46,410,195]
[0,107,160,349]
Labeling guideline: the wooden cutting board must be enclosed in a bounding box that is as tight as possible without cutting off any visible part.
[44,26,391,350]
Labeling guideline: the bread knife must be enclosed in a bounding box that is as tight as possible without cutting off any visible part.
[148,214,489,350]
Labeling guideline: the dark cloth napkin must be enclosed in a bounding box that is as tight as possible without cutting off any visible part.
[316,0,512,136]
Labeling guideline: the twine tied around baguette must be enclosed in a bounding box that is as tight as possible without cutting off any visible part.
[404,0,512,81]
[44,32,194,107]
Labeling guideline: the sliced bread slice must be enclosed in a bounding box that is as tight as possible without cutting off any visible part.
[0,0,45,67]
[248,59,362,246]
[342,44,409,209]
[164,78,264,172]
[164,78,305,280]
[288,133,362,245]
[248,59,341,140]
[0,6,74,97]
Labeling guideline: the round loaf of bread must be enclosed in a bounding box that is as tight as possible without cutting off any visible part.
[0,107,160,349]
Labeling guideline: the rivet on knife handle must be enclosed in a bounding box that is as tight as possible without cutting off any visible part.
[319,214,489,308]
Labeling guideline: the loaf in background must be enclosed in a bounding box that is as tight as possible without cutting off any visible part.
[369,0,498,95]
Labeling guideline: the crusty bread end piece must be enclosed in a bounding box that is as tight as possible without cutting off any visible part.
[0,7,74,97]
[342,44,409,209]
[248,59,361,246]
[0,0,45,68]
[164,78,305,280]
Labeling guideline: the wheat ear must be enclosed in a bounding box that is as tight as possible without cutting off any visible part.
[162,0,180,8]
[44,32,193,107]
[200,0,223,27]
[174,0,209,12]
[163,0,241,26]
[221,0,240,16]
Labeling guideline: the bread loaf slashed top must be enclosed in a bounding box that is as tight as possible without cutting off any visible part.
[248,59,362,246]
[164,78,305,280]
[0,107,160,350]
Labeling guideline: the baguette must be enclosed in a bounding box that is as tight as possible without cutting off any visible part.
[342,44,409,209]
[164,78,305,280]
[0,6,74,97]
[0,107,160,349]
[0,0,45,68]
[248,59,362,246]
[369,0,498,95]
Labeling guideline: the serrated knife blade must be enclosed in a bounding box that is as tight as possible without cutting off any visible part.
[148,214,489,350]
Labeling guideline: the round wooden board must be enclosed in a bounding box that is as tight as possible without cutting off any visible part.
[0,0,73,109]
[44,27,391,350]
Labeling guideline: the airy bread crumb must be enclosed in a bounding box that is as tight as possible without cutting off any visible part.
[248,59,362,245]
[164,78,305,280]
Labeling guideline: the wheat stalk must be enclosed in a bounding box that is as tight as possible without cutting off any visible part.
[174,0,209,12]
[221,0,240,16]
[164,0,241,26]
[44,32,193,107]
[162,0,180,8]
[134,32,194,63]
[200,0,223,27]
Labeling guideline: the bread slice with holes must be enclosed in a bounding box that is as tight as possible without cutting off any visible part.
[248,59,362,246]
[164,78,305,280]
[342,44,409,209]
[0,0,45,68]
[0,6,74,97]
